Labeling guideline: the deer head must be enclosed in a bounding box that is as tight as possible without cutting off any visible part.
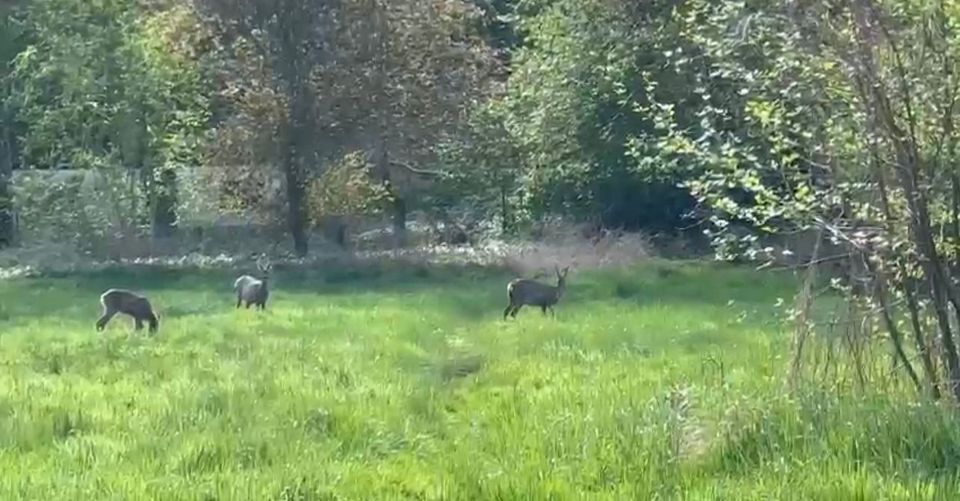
[555,265,569,288]
[256,254,272,279]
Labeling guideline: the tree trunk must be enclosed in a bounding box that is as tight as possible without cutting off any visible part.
[951,172,960,278]
[371,124,404,249]
[867,261,923,393]
[374,144,406,249]
[0,125,13,248]
[500,183,510,235]
[274,2,317,258]
[890,135,960,399]
[867,145,942,398]
[283,141,309,257]
[392,195,406,248]
[851,3,960,400]
[280,71,311,258]
[887,124,960,399]
[905,281,942,399]
[151,168,178,239]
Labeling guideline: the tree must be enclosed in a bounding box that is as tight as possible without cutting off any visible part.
[201,0,495,250]
[9,0,210,240]
[433,102,523,236]
[319,0,496,247]
[660,0,960,401]
[0,1,25,247]
[196,0,336,256]
[469,0,711,232]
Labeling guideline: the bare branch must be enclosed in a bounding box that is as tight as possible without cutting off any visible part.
[388,159,446,177]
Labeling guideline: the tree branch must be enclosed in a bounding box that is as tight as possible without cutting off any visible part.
[388,159,445,177]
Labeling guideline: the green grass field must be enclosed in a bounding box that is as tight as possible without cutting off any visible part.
[1,260,959,499]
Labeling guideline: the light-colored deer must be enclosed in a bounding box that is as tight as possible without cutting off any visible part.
[96,289,159,334]
[234,254,272,310]
[503,265,569,319]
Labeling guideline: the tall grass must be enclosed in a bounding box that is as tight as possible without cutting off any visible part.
[0,261,957,499]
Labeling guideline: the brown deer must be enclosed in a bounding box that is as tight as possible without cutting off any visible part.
[96,289,159,334]
[503,265,569,319]
[234,254,271,310]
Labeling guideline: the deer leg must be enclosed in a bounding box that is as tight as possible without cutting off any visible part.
[236,295,242,309]
[503,305,514,319]
[245,302,252,309]
[540,305,548,315]
[96,308,117,331]
[511,305,521,318]
[134,317,144,331]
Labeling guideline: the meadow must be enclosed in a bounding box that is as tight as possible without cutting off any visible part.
[1,260,960,499]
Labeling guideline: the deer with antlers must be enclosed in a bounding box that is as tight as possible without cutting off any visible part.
[234,254,272,310]
[503,265,570,319]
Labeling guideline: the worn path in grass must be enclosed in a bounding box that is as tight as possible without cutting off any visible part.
[0,261,958,499]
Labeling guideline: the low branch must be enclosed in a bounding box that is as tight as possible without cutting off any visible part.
[388,160,446,177]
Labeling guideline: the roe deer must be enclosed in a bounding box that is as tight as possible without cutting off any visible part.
[503,265,569,319]
[234,254,271,310]
[96,289,159,333]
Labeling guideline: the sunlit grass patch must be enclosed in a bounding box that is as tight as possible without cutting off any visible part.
[0,262,954,498]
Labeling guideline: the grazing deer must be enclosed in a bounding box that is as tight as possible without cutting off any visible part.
[234,254,272,310]
[96,289,159,334]
[503,265,569,319]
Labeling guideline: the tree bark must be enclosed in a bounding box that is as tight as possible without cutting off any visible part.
[372,138,406,249]
[905,281,942,399]
[500,183,511,235]
[851,2,960,400]
[0,124,13,247]
[392,195,406,248]
[867,261,923,393]
[151,168,178,239]
[277,4,314,258]
[866,141,942,398]
[952,173,960,279]
[282,134,309,257]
